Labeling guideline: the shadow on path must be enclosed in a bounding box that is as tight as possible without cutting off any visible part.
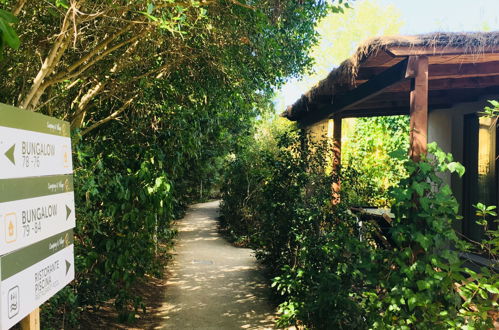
[159,201,277,329]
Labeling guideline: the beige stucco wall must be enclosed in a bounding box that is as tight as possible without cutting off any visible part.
[429,94,499,231]
[430,95,499,163]
[305,119,330,144]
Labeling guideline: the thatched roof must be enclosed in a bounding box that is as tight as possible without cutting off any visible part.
[283,31,499,125]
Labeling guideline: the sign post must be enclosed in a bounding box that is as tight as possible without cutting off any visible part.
[20,308,39,330]
[0,103,75,330]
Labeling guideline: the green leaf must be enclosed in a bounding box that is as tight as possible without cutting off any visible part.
[147,3,154,14]
[414,232,431,251]
[488,100,499,107]
[412,182,426,196]
[416,280,431,290]
[483,284,499,294]
[475,202,486,211]
[388,148,406,159]
[419,162,432,173]
[0,13,20,49]
[0,9,18,24]
[138,11,159,22]
[55,0,69,9]
[447,162,465,177]
[408,296,417,311]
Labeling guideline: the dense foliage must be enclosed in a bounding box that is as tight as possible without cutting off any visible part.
[342,115,410,207]
[370,144,496,329]
[221,124,498,329]
[0,0,353,327]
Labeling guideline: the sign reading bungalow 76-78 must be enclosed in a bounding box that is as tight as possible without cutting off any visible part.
[0,103,72,179]
[0,103,75,329]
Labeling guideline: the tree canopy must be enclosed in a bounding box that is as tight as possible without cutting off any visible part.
[1,1,347,133]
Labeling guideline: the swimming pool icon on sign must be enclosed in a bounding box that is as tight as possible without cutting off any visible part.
[8,286,19,319]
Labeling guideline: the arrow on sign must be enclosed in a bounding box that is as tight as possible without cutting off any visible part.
[66,260,71,276]
[4,144,15,165]
[66,205,72,220]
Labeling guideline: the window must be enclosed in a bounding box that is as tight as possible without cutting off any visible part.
[462,114,498,242]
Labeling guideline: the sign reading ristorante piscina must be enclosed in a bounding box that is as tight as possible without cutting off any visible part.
[0,103,72,179]
[0,175,75,255]
[0,230,74,330]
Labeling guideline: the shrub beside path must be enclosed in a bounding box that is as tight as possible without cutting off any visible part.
[160,201,277,329]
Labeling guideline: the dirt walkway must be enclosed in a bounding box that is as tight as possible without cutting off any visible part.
[160,201,277,329]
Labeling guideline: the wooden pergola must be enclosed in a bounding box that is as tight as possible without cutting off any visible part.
[282,32,499,162]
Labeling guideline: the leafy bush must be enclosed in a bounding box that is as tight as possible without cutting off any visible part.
[368,143,495,329]
[74,145,175,318]
[42,135,178,328]
[343,116,409,207]
[219,117,293,246]
[222,124,375,327]
[221,125,498,329]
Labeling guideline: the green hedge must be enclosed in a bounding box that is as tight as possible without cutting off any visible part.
[221,126,498,329]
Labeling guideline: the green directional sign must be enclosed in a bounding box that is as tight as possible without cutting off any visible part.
[0,175,73,203]
[1,230,73,281]
[0,103,70,138]
[4,144,15,165]
[66,205,72,220]
[0,103,73,179]
[0,175,75,255]
[0,230,74,329]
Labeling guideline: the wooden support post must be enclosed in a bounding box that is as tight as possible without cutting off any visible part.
[332,115,342,170]
[20,308,40,330]
[332,115,342,204]
[407,56,429,161]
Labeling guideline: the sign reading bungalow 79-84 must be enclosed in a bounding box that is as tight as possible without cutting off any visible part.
[0,175,75,255]
[0,103,75,329]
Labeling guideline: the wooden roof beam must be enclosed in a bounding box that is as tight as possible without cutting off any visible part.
[341,107,410,118]
[331,57,411,113]
[347,99,460,111]
[298,57,412,126]
[341,102,461,118]
[307,86,498,121]
[430,61,499,77]
[349,87,497,109]
[357,61,499,81]
[429,75,499,90]
[385,75,499,92]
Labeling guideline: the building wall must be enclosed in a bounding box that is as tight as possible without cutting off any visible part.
[305,118,330,144]
[428,109,453,186]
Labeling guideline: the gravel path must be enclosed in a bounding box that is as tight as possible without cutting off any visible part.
[160,201,277,329]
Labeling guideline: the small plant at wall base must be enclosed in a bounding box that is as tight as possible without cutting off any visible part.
[369,142,496,329]
[473,203,498,261]
[481,100,499,117]
[462,203,499,324]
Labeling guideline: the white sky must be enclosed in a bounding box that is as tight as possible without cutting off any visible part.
[276,0,499,110]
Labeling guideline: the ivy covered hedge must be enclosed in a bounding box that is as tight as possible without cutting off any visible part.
[220,124,498,329]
